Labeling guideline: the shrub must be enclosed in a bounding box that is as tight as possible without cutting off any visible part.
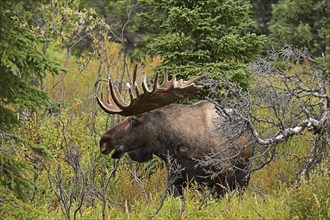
[287,167,330,219]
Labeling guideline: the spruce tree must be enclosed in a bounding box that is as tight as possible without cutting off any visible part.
[139,0,265,88]
[268,0,330,56]
[0,0,60,200]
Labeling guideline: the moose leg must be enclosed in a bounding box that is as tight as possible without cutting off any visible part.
[235,169,251,188]
[235,161,252,189]
[170,178,185,197]
[210,166,251,198]
[227,162,252,191]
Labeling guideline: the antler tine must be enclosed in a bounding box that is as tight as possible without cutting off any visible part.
[126,82,135,101]
[108,78,128,109]
[185,73,208,85]
[160,68,173,88]
[141,72,151,93]
[171,75,177,83]
[134,81,141,97]
[163,68,169,84]
[96,92,122,114]
[132,64,138,85]
[152,71,160,92]
[131,64,142,98]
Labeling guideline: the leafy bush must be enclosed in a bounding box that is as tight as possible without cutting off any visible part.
[0,187,44,219]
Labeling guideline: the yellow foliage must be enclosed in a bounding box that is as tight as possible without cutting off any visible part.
[43,41,161,116]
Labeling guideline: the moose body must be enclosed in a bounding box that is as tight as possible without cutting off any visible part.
[100,100,255,196]
[97,66,255,196]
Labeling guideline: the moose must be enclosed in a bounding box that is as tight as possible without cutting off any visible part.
[97,65,256,196]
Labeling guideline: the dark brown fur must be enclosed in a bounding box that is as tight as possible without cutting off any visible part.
[100,100,255,196]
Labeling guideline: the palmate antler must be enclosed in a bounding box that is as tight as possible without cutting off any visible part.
[97,65,206,116]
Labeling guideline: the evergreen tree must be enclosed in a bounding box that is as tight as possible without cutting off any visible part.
[268,0,330,56]
[250,0,279,35]
[139,0,265,88]
[0,0,60,200]
[0,0,60,131]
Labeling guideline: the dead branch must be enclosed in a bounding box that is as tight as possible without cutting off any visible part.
[206,46,329,178]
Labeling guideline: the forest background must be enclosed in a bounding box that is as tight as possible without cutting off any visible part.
[0,0,329,219]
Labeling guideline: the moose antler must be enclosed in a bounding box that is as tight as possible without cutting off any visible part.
[97,65,206,116]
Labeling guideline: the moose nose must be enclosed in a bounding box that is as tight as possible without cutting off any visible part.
[100,138,111,155]
[100,141,108,154]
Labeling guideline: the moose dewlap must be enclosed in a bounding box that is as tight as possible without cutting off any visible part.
[97,65,255,196]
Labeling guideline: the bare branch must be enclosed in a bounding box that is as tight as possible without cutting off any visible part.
[206,46,329,178]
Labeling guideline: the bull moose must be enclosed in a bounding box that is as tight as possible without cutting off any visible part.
[97,65,255,196]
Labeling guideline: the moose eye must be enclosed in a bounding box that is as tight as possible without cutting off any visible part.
[130,118,139,127]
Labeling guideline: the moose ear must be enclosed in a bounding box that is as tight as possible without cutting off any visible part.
[128,148,153,162]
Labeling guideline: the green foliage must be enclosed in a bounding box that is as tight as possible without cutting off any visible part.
[0,152,33,200]
[0,118,55,202]
[38,0,109,55]
[75,186,290,219]
[79,0,148,59]
[268,0,330,56]
[0,187,44,219]
[0,0,60,208]
[249,0,278,35]
[287,168,330,219]
[139,0,265,88]
[0,0,61,131]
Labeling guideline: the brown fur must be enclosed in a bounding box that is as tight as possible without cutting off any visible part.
[100,100,255,196]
